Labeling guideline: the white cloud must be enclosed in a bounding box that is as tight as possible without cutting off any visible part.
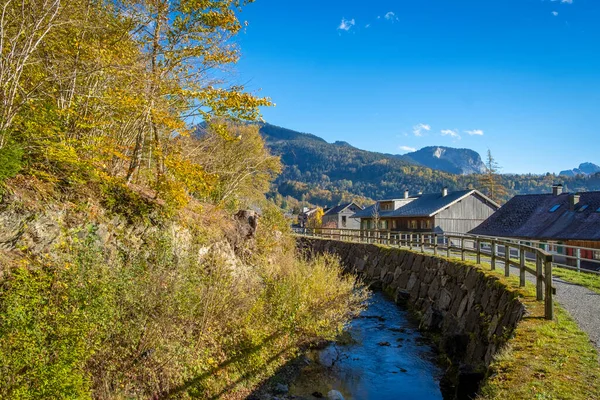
[412,123,431,137]
[441,129,461,139]
[465,129,484,136]
[384,11,398,21]
[552,11,559,16]
[399,145,416,152]
[561,0,573,4]
[365,24,371,28]
[338,18,355,31]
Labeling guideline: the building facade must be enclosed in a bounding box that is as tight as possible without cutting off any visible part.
[322,202,363,229]
[353,188,499,234]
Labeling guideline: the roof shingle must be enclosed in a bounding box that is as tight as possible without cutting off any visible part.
[353,190,496,218]
[469,192,600,241]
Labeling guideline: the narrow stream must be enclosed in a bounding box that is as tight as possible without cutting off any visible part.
[290,292,444,400]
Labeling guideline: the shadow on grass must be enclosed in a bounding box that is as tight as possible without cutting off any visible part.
[159,331,296,399]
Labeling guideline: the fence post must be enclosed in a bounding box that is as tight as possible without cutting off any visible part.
[491,240,496,270]
[387,231,391,246]
[545,256,554,320]
[421,234,425,253]
[447,236,451,258]
[519,245,526,287]
[476,239,481,264]
[576,248,581,272]
[461,237,465,261]
[434,233,438,256]
[504,243,510,277]
[409,233,413,250]
[536,254,544,301]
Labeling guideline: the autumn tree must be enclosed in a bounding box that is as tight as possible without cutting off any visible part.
[186,123,281,206]
[0,0,62,150]
[115,0,272,185]
[307,207,324,229]
[479,150,508,203]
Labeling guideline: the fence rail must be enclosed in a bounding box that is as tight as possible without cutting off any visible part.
[294,227,557,320]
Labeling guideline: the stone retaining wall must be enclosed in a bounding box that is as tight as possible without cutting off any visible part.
[297,237,525,395]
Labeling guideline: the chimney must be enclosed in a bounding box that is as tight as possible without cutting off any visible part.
[442,187,448,197]
[418,191,423,196]
[569,194,580,211]
[404,190,409,199]
[552,184,563,196]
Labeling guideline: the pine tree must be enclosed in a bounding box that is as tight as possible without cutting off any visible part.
[479,150,508,203]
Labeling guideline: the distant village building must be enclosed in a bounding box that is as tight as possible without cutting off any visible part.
[353,188,499,234]
[297,207,319,228]
[322,202,363,229]
[470,185,600,267]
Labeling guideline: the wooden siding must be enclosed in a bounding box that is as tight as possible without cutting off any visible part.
[435,194,497,233]
[323,206,361,229]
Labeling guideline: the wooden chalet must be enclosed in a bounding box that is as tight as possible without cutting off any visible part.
[322,202,363,229]
[353,188,499,234]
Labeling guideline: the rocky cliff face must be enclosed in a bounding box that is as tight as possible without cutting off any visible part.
[0,195,255,282]
[559,162,600,177]
[297,237,525,398]
[404,146,488,175]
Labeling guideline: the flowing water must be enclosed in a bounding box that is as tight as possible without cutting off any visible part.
[289,292,444,400]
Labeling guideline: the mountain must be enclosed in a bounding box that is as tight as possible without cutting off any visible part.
[559,162,600,177]
[257,123,600,208]
[403,146,487,175]
[258,123,488,205]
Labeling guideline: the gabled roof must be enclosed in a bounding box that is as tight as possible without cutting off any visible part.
[323,202,363,216]
[470,192,600,241]
[300,208,319,217]
[353,190,499,219]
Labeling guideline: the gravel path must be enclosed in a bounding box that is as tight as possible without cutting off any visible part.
[550,276,600,350]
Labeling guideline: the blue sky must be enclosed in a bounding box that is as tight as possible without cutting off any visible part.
[233,0,600,174]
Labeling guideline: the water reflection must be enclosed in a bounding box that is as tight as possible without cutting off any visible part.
[290,292,443,400]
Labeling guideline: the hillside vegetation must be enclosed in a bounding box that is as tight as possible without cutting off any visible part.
[0,1,366,398]
[260,124,600,207]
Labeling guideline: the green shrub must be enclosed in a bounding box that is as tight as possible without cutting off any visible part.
[0,221,367,399]
[0,143,23,183]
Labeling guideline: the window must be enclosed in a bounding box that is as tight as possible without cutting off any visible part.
[410,220,417,229]
[594,251,600,260]
[392,220,397,229]
[578,205,589,212]
[549,205,561,212]
[342,215,347,227]
[380,203,393,211]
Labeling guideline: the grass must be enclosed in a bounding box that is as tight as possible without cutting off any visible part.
[462,261,600,400]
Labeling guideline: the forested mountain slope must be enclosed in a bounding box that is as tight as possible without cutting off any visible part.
[259,124,600,207]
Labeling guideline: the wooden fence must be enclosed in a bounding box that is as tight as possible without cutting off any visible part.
[294,227,555,320]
